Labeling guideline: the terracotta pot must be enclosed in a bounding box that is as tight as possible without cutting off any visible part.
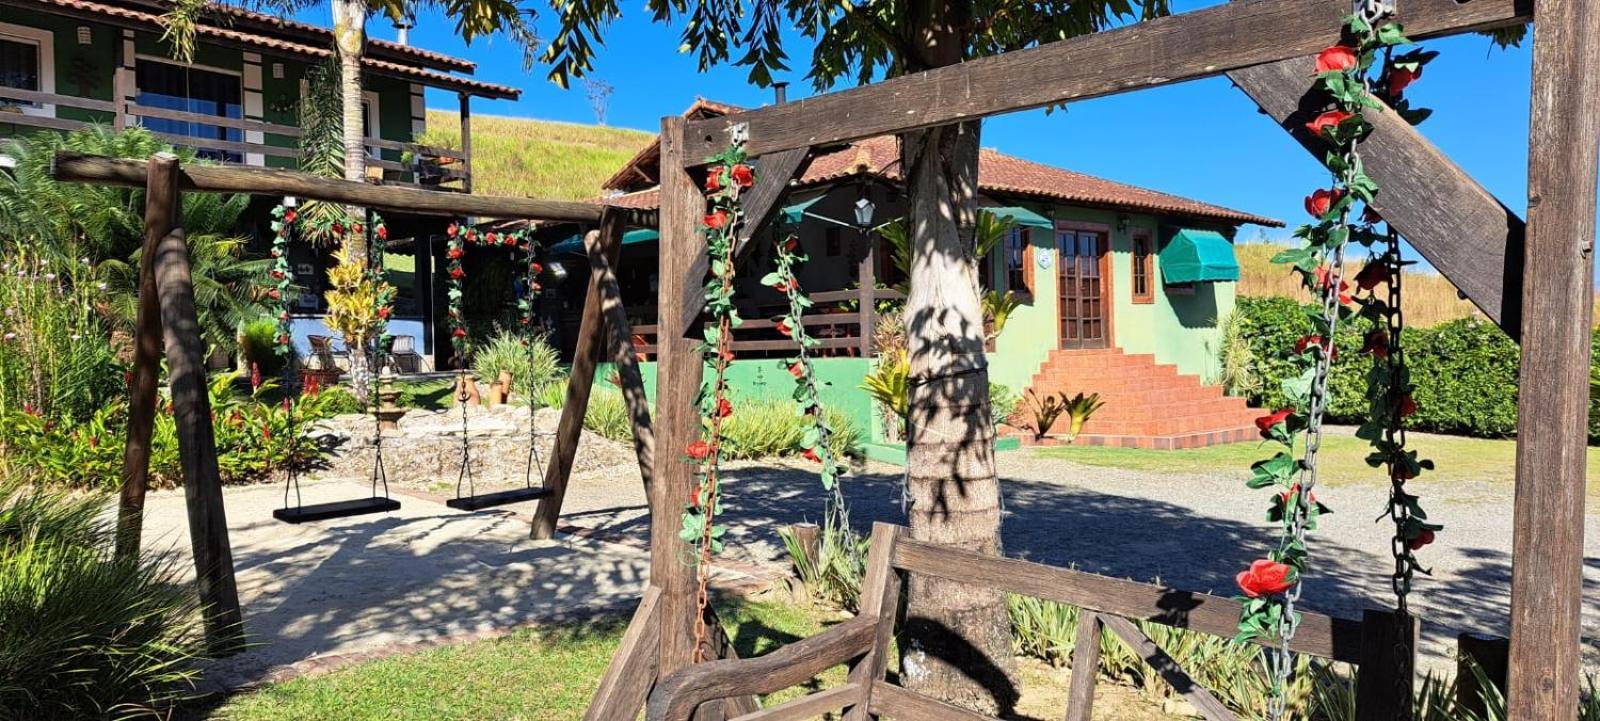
[498,371,515,402]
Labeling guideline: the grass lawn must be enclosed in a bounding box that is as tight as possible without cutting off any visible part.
[420,111,651,201]
[203,596,1168,721]
[1033,431,1600,487]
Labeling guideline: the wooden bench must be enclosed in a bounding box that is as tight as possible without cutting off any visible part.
[645,522,1419,721]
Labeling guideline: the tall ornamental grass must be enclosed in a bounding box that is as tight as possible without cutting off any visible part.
[0,478,209,719]
[0,253,121,423]
[473,331,563,402]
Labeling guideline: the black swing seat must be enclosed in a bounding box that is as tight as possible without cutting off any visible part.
[273,497,402,524]
[445,486,552,512]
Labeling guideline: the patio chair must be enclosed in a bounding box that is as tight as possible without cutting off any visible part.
[390,335,423,373]
[306,335,347,371]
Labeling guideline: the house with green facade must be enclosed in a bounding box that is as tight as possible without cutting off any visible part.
[546,100,1284,450]
[0,0,520,371]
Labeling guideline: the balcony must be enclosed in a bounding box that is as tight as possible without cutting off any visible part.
[0,86,469,191]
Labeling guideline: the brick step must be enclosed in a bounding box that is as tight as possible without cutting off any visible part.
[1029,374,1206,395]
[1036,353,1163,371]
[1067,414,1261,437]
[1036,357,1174,374]
[1027,384,1240,409]
[1082,399,1255,423]
[1067,425,1261,450]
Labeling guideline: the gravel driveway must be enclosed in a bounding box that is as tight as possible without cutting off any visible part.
[550,440,1600,667]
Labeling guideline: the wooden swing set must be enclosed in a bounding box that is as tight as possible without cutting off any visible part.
[63,0,1592,715]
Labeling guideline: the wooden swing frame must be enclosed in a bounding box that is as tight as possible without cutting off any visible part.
[64,151,660,653]
[590,0,1596,719]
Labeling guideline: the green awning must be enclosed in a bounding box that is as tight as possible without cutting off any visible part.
[778,196,826,225]
[548,228,660,256]
[982,206,1054,230]
[1160,229,1240,283]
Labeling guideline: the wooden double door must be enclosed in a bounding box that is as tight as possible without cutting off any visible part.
[1056,226,1110,349]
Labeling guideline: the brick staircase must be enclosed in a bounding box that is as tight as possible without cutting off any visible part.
[1020,348,1261,449]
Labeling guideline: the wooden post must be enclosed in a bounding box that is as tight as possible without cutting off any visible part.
[115,153,178,560]
[1456,633,1510,718]
[594,228,657,494]
[652,114,706,686]
[1064,612,1103,721]
[458,92,473,194]
[1508,0,1600,718]
[857,239,875,357]
[531,210,626,539]
[154,226,245,654]
[788,522,821,574]
[1353,609,1417,721]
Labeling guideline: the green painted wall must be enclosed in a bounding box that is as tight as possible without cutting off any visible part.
[985,203,1238,389]
[593,357,876,442]
[0,9,117,127]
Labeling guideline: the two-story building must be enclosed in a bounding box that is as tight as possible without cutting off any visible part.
[1,0,521,369]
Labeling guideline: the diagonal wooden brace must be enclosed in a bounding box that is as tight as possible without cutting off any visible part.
[1230,55,1525,341]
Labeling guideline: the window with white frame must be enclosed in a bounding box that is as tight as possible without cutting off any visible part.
[136,57,243,162]
[0,22,55,117]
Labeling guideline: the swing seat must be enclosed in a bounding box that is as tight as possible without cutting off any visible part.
[646,522,1413,721]
[445,486,552,511]
[273,497,402,524]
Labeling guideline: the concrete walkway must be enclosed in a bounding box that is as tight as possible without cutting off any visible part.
[139,480,660,691]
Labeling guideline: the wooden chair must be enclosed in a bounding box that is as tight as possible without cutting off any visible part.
[306,334,347,371]
[645,522,1418,721]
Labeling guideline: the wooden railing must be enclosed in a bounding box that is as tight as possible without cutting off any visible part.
[647,523,1437,721]
[0,88,467,189]
[628,288,904,360]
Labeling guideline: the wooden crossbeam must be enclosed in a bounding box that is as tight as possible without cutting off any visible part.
[51,152,625,223]
[1100,615,1236,721]
[680,0,1529,161]
[733,148,810,254]
[1229,57,1525,339]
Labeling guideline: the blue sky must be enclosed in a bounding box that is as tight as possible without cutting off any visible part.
[326,2,1535,243]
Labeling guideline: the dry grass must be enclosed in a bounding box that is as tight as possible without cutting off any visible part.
[1234,242,1484,328]
[420,111,652,201]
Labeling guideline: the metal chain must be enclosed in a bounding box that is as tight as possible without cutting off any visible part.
[1267,4,1388,717]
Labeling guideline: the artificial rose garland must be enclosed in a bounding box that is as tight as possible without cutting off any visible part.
[1239,10,1442,718]
[267,204,297,357]
[446,222,468,361]
[764,231,851,491]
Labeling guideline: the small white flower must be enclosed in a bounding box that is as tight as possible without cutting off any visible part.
[97,282,107,291]
[2,333,14,342]
[80,257,89,265]
[44,273,55,281]
[70,334,82,341]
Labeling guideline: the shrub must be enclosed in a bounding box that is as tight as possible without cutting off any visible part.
[1226,297,1533,439]
[717,397,860,460]
[237,317,289,379]
[581,388,632,441]
[0,479,209,718]
[779,515,867,611]
[0,253,123,424]
[473,331,562,402]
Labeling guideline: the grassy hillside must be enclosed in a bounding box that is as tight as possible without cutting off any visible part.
[1235,242,1484,328]
[419,111,652,201]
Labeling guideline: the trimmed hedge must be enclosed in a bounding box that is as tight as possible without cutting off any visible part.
[1228,296,1534,439]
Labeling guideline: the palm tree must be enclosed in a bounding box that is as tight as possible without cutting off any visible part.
[0,127,269,355]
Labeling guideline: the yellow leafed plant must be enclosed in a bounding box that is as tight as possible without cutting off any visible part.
[324,248,391,358]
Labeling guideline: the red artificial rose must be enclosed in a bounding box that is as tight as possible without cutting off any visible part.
[776,319,794,337]
[450,267,465,279]
[531,282,542,292]
[687,439,711,460]
[705,166,724,192]
[782,237,799,252]
[332,222,344,235]
[1255,408,1295,437]
[271,248,283,258]
[1360,330,1390,358]
[268,289,282,300]
[771,279,791,293]
[448,247,464,260]
[788,361,805,379]
[1313,266,1353,304]
[284,209,297,224]
[270,270,284,280]
[1304,188,1345,219]
[1314,45,1359,74]
[1306,109,1354,137]
[1361,206,1384,225]
[377,307,391,320]
[800,447,821,463]
[277,334,290,346]
[279,311,290,321]
[1354,261,1393,291]
[719,347,735,363]
[1236,559,1296,598]
[704,210,730,230]
[1397,393,1417,418]
[353,223,364,236]
[447,223,460,237]
[486,233,500,245]
[1394,463,1418,480]
[1388,66,1421,96]
[1407,528,1435,550]
[1279,484,1316,506]
[452,327,467,338]
[716,398,733,418]
[730,163,754,188]
[377,225,388,240]
[1294,335,1334,360]
[531,263,544,274]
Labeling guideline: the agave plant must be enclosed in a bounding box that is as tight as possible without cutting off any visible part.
[1061,392,1106,443]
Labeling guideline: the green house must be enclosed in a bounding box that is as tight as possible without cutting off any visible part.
[0,0,521,371]
[546,100,1284,451]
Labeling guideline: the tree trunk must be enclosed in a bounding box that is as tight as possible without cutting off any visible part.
[332,0,368,269]
[895,0,1017,712]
